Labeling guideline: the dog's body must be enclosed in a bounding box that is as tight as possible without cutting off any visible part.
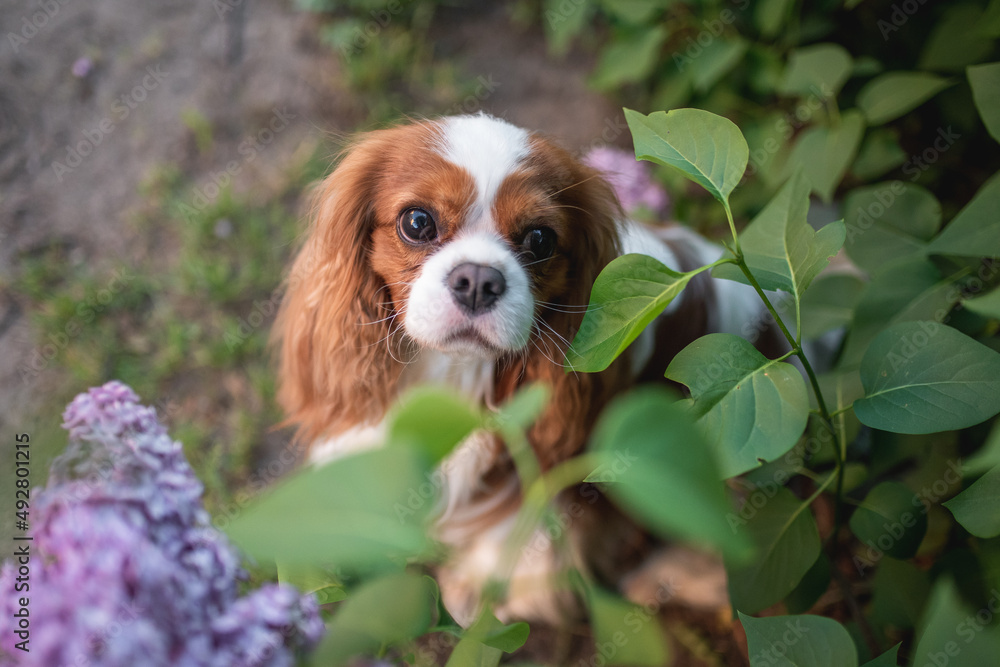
[273,114,768,624]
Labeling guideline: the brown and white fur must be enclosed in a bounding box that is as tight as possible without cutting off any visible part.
[272,114,768,625]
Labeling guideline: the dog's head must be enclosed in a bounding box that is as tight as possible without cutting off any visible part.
[274,114,624,449]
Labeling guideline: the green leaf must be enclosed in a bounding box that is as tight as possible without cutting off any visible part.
[445,610,529,667]
[782,110,865,202]
[689,38,749,93]
[969,62,1000,143]
[590,26,667,90]
[493,383,550,432]
[756,0,796,38]
[799,273,866,340]
[857,72,953,125]
[919,4,994,72]
[314,584,349,604]
[753,0,793,38]
[590,386,753,561]
[944,465,1000,537]
[843,181,942,276]
[311,573,438,665]
[726,487,821,614]
[226,447,430,569]
[277,560,343,597]
[852,56,883,78]
[928,170,1000,258]
[566,254,698,372]
[388,387,484,463]
[861,644,901,667]
[855,321,1000,434]
[965,287,1000,319]
[849,481,928,558]
[839,257,962,367]
[480,622,530,652]
[665,334,809,478]
[913,579,1000,666]
[850,128,907,181]
[740,612,858,667]
[624,107,749,205]
[784,552,832,614]
[713,171,847,322]
[965,420,1000,474]
[779,43,853,98]
[445,640,501,667]
[586,587,669,666]
[870,558,930,629]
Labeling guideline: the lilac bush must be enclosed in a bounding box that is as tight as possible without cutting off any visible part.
[0,382,324,666]
[583,146,670,219]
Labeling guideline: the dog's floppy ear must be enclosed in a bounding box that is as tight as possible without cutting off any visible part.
[272,133,402,445]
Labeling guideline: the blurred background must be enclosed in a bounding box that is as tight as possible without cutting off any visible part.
[2,1,999,664]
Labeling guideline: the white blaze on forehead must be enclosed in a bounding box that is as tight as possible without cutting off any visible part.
[438,114,531,228]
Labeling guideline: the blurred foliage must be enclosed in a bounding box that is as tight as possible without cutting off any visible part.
[10,1,1000,665]
[527,0,1000,233]
[8,158,317,515]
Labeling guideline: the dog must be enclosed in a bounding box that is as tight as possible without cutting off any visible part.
[272,113,769,624]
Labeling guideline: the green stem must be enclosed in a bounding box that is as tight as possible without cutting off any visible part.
[724,204,743,257]
[733,256,833,424]
[833,380,849,536]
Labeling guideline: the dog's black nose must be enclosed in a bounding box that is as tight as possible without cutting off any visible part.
[447,263,506,314]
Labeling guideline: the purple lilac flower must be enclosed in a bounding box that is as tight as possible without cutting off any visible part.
[0,382,324,666]
[584,146,671,219]
[71,57,93,78]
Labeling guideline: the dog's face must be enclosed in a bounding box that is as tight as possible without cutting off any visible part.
[359,115,620,359]
[274,114,623,440]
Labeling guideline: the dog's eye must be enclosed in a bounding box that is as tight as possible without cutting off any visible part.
[522,227,556,261]
[397,207,437,244]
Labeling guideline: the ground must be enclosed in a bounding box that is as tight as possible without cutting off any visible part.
[0,1,749,664]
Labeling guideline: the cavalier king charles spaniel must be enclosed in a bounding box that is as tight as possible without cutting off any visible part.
[273,113,768,625]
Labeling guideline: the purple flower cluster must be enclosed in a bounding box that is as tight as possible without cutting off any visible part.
[584,146,671,219]
[0,382,324,667]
